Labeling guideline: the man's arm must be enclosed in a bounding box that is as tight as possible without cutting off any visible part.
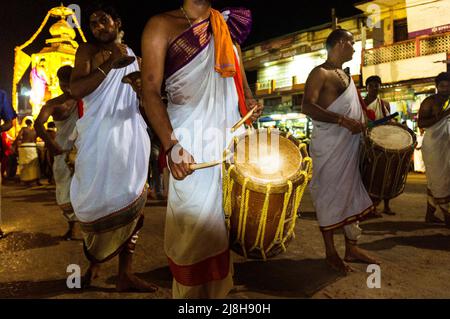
[302,67,340,123]
[35,99,63,155]
[235,44,263,121]
[302,67,363,134]
[70,43,126,100]
[418,97,450,128]
[141,16,194,180]
[15,128,24,146]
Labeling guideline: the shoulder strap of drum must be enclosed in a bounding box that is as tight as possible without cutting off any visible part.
[379,98,388,117]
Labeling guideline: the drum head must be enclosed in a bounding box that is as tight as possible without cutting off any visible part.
[231,129,303,185]
[369,124,413,151]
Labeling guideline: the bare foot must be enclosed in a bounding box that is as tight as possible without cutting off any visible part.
[147,189,158,200]
[62,225,75,241]
[82,264,100,289]
[366,209,383,219]
[445,214,450,229]
[345,246,380,265]
[382,208,396,216]
[326,254,354,274]
[116,274,158,292]
[425,212,443,224]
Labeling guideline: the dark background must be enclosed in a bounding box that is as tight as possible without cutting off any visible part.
[0,0,362,96]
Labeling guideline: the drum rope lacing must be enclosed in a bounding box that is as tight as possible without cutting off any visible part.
[223,141,313,261]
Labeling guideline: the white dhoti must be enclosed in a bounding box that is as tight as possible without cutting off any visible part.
[18,143,40,182]
[414,134,426,173]
[54,108,78,222]
[422,114,450,215]
[165,39,243,299]
[70,48,150,263]
[309,80,374,238]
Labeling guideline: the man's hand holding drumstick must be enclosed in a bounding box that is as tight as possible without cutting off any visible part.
[166,143,195,181]
[245,98,264,123]
[167,100,263,179]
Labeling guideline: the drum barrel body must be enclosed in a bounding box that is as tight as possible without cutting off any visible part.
[360,124,416,200]
[227,173,302,259]
[223,129,312,260]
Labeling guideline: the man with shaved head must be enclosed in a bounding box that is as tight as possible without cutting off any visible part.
[302,28,379,273]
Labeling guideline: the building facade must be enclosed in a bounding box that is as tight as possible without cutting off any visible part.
[242,0,450,138]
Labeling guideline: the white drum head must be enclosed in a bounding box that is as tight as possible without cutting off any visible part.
[369,124,413,150]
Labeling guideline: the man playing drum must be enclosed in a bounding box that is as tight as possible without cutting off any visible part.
[302,29,379,273]
[35,66,80,240]
[364,75,394,216]
[418,72,450,226]
[141,0,262,298]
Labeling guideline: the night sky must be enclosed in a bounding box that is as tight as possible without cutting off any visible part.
[0,0,362,95]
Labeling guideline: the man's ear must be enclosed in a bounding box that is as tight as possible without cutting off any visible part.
[116,18,122,31]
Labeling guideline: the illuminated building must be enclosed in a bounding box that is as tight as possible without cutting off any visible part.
[12,4,86,133]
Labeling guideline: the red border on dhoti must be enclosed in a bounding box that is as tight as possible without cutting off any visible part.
[168,250,230,287]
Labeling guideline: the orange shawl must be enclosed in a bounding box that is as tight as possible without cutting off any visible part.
[210,8,249,121]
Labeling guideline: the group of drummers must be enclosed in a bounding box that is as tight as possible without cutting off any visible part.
[2,1,449,299]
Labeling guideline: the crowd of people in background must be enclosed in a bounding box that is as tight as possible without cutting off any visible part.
[0,117,169,200]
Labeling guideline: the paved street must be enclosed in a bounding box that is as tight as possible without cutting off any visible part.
[1,173,449,299]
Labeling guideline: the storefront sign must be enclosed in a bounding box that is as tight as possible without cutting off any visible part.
[406,0,450,38]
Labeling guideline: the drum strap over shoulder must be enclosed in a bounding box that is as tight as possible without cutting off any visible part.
[442,97,450,111]
[379,98,388,117]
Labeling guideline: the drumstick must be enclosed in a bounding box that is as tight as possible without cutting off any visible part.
[369,112,399,128]
[189,150,232,171]
[231,106,258,133]
[189,159,224,171]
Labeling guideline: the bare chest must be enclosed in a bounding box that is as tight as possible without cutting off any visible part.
[319,71,350,109]
[52,100,77,121]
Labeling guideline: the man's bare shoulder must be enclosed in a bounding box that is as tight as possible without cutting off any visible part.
[76,42,99,56]
[45,94,73,108]
[144,11,180,31]
[309,65,329,79]
[421,95,436,107]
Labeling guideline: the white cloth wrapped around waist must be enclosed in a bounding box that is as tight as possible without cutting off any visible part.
[18,143,38,165]
[165,40,243,265]
[422,114,450,200]
[70,48,150,223]
[309,80,373,229]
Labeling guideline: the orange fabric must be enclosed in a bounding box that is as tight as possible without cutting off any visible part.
[210,8,236,78]
[233,54,250,123]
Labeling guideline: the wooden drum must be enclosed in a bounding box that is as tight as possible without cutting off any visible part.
[360,123,416,200]
[223,128,312,260]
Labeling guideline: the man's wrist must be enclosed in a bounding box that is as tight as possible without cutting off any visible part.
[165,142,179,157]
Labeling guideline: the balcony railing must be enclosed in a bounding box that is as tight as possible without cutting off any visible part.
[363,32,450,66]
